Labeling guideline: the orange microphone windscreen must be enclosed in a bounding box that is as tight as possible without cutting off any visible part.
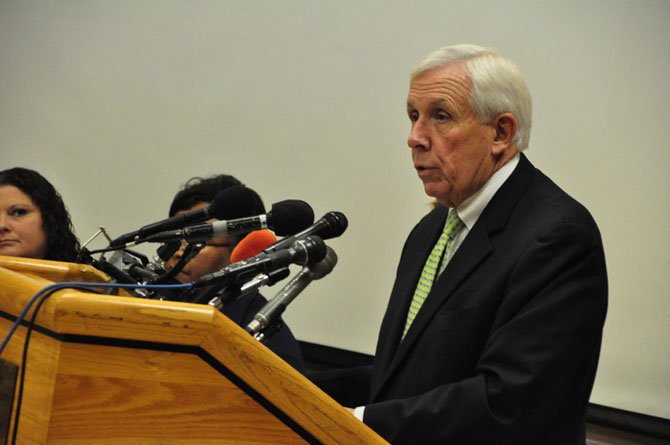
[230,230,278,263]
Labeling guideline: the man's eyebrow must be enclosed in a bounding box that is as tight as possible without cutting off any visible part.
[406,98,450,109]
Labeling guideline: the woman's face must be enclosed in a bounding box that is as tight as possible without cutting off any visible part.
[163,202,234,283]
[0,185,48,259]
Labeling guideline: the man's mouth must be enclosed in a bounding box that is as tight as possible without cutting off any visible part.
[415,165,434,174]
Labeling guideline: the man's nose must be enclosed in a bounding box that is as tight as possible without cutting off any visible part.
[408,120,430,151]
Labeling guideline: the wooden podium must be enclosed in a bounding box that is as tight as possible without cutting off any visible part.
[0,256,386,444]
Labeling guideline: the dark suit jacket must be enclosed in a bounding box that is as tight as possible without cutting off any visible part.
[364,154,608,444]
[222,290,305,373]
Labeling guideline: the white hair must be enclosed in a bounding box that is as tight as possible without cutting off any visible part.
[411,44,532,151]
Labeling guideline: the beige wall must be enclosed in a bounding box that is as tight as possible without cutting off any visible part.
[1,0,668,419]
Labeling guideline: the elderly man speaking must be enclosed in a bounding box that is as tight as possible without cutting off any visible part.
[350,44,608,445]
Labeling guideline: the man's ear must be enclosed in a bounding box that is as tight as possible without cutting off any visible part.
[491,113,517,155]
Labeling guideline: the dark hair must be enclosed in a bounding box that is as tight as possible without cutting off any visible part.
[168,174,265,245]
[0,167,81,262]
[169,174,265,217]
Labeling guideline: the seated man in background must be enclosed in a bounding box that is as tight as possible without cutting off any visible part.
[0,167,81,262]
[162,174,305,372]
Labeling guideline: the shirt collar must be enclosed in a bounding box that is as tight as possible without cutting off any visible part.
[455,153,520,230]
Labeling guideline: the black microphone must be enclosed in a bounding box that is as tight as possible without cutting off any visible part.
[263,211,348,254]
[239,267,291,294]
[109,185,259,247]
[205,267,291,310]
[140,200,314,245]
[245,246,338,336]
[192,235,327,288]
[156,241,181,261]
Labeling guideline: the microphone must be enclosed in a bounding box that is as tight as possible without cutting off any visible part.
[263,211,348,254]
[245,246,338,336]
[230,230,278,263]
[93,249,159,298]
[189,230,281,306]
[193,235,327,288]
[207,267,291,310]
[109,185,260,247]
[156,241,181,261]
[229,231,290,295]
[139,200,314,245]
[196,231,283,308]
[239,267,291,294]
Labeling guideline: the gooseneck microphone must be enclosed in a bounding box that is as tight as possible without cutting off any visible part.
[192,235,327,288]
[190,230,282,307]
[245,246,338,337]
[141,200,314,245]
[109,185,260,247]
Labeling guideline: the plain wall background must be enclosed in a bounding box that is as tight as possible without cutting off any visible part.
[1,0,668,420]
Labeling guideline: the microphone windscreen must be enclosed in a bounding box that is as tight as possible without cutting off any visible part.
[269,200,315,236]
[209,185,266,220]
[230,230,278,263]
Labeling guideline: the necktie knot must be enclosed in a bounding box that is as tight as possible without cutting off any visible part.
[444,208,464,240]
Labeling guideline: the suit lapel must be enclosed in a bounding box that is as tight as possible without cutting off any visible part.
[371,154,536,401]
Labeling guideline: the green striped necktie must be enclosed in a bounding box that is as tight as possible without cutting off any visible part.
[402,209,464,339]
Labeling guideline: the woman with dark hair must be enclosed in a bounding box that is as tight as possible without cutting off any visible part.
[0,167,81,262]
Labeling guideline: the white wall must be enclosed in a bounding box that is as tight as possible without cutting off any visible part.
[1,0,668,420]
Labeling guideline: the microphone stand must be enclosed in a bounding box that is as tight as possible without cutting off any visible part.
[251,321,284,343]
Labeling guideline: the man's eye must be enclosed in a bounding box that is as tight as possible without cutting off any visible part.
[408,111,419,122]
[435,112,451,121]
